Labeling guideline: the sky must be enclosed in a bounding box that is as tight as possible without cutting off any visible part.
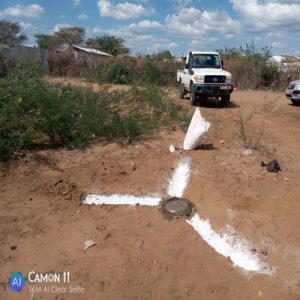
[1,0,300,57]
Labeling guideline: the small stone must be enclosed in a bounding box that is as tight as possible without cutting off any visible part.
[284,177,289,181]
[169,145,176,153]
[10,245,17,250]
[220,140,224,144]
[242,149,253,156]
[83,240,96,250]
[131,162,136,171]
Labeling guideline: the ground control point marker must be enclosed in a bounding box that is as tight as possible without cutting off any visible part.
[183,108,211,150]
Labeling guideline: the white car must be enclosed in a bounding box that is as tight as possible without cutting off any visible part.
[177,51,233,106]
[286,80,300,105]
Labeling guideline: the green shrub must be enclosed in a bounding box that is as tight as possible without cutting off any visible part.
[81,64,103,82]
[0,138,10,161]
[260,64,279,86]
[0,54,7,78]
[141,62,162,86]
[0,64,188,161]
[105,62,133,84]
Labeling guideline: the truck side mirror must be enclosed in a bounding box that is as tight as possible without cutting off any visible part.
[185,63,189,69]
[221,60,224,69]
[189,69,194,75]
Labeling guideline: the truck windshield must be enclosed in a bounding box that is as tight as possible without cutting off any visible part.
[191,54,221,69]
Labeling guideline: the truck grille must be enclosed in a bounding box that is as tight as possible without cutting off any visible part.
[204,75,226,84]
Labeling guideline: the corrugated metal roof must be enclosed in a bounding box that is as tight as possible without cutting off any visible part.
[271,55,284,63]
[73,45,112,57]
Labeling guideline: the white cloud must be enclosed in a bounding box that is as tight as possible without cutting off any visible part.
[231,0,300,31]
[271,41,285,48]
[20,22,34,31]
[148,41,179,53]
[91,26,101,34]
[78,14,88,20]
[188,37,219,51]
[266,32,283,38]
[266,0,300,3]
[97,0,154,20]
[86,26,102,37]
[53,23,72,33]
[157,41,178,49]
[129,20,162,30]
[107,27,177,54]
[1,4,44,18]
[174,0,193,10]
[72,0,81,5]
[165,7,240,38]
[19,22,39,38]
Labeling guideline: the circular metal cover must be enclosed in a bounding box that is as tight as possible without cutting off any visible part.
[163,198,192,216]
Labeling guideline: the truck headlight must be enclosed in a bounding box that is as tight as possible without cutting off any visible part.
[226,76,232,83]
[194,75,204,82]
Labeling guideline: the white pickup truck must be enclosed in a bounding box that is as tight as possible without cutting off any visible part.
[177,51,234,106]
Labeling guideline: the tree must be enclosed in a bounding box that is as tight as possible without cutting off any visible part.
[216,46,241,59]
[54,26,86,46]
[152,50,173,60]
[35,34,61,49]
[85,34,130,56]
[0,20,27,47]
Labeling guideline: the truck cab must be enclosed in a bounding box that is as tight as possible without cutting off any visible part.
[177,51,234,106]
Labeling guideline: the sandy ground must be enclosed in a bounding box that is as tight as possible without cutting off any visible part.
[1,78,300,299]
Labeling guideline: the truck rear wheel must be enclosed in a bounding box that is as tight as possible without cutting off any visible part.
[179,82,185,99]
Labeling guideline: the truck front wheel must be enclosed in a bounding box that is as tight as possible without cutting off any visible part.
[221,94,230,107]
[179,82,185,99]
[190,89,197,106]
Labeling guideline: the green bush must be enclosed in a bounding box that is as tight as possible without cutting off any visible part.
[0,138,10,161]
[260,64,279,86]
[105,62,133,84]
[218,43,288,90]
[81,64,103,82]
[0,64,188,161]
[0,54,7,78]
[141,62,162,86]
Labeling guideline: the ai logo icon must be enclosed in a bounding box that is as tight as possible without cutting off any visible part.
[8,272,26,292]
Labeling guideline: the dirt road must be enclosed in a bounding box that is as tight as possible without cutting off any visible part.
[1,80,300,299]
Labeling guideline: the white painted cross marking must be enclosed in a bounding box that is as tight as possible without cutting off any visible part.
[83,157,274,275]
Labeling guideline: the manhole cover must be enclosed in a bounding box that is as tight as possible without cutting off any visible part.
[162,197,192,217]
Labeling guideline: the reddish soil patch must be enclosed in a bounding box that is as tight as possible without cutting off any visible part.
[1,82,300,299]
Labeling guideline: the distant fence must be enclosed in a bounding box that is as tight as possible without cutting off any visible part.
[0,45,48,74]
